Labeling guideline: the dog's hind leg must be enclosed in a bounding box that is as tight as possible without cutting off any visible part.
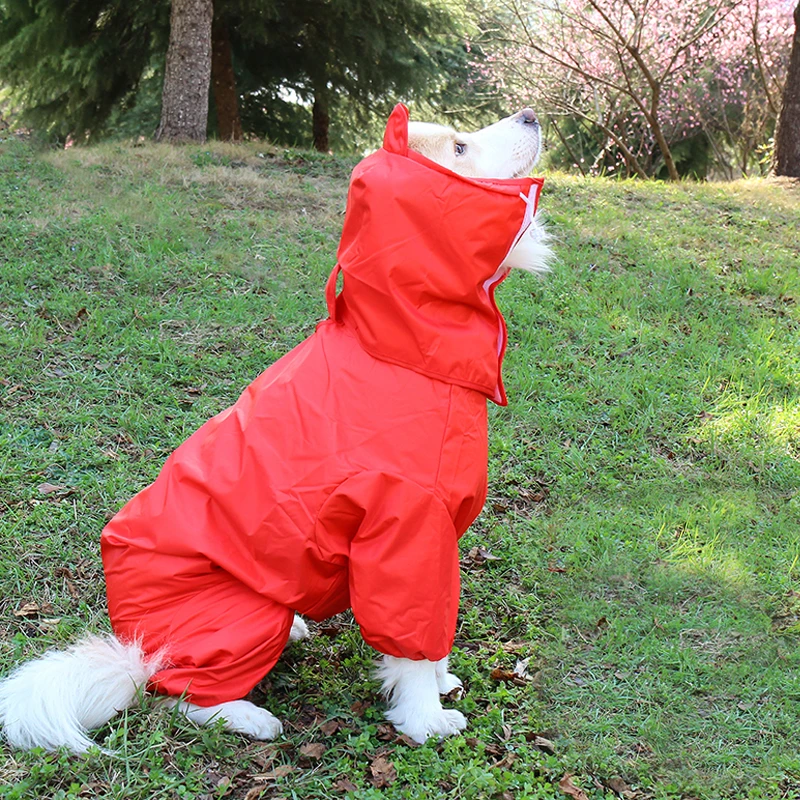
[434,655,464,698]
[162,697,283,740]
[377,655,467,743]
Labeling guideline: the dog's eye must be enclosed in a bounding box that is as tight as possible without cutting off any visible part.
[455,143,466,156]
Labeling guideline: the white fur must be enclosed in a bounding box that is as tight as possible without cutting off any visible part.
[161,698,283,739]
[0,635,163,753]
[377,656,467,744]
[0,110,552,753]
[503,212,552,275]
[407,109,542,180]
[0,618,304,752]
[289,614,310,642]
[434,654,464,697]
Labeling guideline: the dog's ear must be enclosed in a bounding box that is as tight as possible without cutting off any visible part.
[407,122,457,168]
[383,104,409,154]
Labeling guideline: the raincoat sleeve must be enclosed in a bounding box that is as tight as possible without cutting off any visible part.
[316,472,460,662]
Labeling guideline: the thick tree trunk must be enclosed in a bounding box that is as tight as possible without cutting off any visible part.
[775,2,800,177]
[312,91,330,153]
[155,0,213,143]
[211,16,242,141]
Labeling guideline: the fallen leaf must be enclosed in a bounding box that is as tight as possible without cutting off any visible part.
[547,562,567,573]
[512,657,531,679]
[490,752,516,769]
[253,764,293,781]
[37,482,67,495]
[244,787,265,800]
[528,734,556,755]
[490,665,530,686]
[460,546,502,569]
[376,723,396,741]
[558,773,590,800]
[350,700,369,717]
[320,718,344,736]
[605,776,632,796]
[14,602,55,618]
[333,778,358,793]
[299,742,326,759]
[249,747,275,769]
[369,756,397,788]
[54,567,80,599]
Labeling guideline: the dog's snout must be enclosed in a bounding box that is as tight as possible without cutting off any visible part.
[519,108,538,125]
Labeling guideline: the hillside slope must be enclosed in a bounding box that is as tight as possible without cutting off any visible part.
[1,137,799,799]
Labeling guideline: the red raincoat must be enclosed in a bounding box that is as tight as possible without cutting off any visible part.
[101,105,543,705]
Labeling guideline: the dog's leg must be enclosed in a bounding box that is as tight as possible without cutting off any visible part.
[377,655,467,743]
[288,614,309,642]
[434,655,464,698]
[162,698,283,740]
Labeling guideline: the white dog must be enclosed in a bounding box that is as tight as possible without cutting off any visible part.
[0,109,551,754]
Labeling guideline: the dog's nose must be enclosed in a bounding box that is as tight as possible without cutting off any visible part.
[519,108,538,124]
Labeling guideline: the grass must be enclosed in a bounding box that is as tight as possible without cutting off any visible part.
[0,132,798,800]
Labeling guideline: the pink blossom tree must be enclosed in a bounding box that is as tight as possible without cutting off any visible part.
[481,0,794,178]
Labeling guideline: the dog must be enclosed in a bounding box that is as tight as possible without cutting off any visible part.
[0,107,551,753]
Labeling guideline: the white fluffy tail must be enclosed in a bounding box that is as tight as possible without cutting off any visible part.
[0,634,164,753]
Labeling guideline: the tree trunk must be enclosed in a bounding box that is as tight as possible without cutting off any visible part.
[775,2,800,177]
[211,16,242,141]
[155,0,213,143]
[312,90,330,153]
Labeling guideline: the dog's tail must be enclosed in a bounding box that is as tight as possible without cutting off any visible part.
[0,634,164,753]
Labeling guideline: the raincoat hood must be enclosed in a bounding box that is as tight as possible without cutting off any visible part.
[326,104,544,406]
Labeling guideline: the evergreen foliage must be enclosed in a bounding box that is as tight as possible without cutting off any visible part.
[0,0,494,148]
[0,0,169,142]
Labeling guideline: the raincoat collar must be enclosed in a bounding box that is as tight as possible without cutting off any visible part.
[326,104,543,405]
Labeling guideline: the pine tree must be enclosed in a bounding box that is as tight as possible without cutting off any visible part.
[0,0,168,141]
[154,0,213,143]
[0,0,478,147]
[229,0,454,151]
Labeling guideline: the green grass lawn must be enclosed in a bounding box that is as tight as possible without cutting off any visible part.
[0,134,798,800]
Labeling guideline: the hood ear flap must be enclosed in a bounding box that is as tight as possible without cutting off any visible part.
[382,104,409,155]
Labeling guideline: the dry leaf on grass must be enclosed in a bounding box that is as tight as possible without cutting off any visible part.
[524,732,556,755]
[253,764,293,781]
[54,567,80,599]
[369,756,397,788]
[490,658,532,686]
[14,602,55,618]
[333,778,358,793]
[460,546,502,569]
[319,718,345,735]
[37,482,67,495]
[299,742,326,760]
[604,776,635,797]
[558,773,590,800]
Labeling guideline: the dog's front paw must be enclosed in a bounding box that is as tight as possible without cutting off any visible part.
[388,708,467,744]
[436,671,464,698]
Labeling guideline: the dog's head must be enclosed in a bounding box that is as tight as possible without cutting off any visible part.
[407,109,551,276]
[407,110,542,180]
